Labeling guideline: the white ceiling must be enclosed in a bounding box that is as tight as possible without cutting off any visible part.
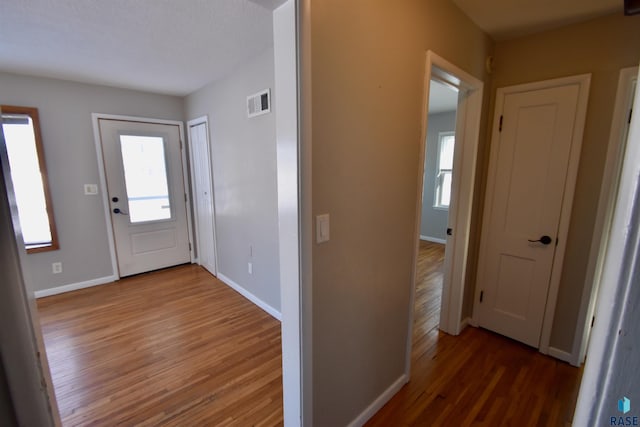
[0,0,274,96]
[429,80,458,114]
[0,1,625,96]
[453,0,622,40]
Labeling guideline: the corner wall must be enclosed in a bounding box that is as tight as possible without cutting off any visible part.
[184,48,281,314]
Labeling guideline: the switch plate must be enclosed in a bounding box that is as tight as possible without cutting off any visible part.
[248,262,253,275]
[84,184,98,195]
[316,214,330,243]
[52,262,62,274]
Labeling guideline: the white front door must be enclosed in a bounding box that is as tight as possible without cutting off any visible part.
[475,80,586,347]
[188,120,217,276]
[98,119,191,277]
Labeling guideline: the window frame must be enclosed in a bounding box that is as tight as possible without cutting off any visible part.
[434,131,455,210]
[1,105,59,253]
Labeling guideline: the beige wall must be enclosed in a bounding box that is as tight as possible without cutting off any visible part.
[490,12,640,353]
[309,0,493,424]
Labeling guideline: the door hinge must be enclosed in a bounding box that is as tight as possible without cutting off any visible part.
[556,237,559,247]
[629,108,633,124]
[591,316,595,328]
[180,139,183,150]
[480,290,484,303]
[499,115,503,132]
[189,242,192,251]
[184,193,187,202]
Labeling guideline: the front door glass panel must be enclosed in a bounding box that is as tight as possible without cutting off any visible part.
[119,135,171,223]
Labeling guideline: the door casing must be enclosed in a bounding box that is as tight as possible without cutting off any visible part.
[406,51,484,378]
[573,66,638,366]
[91,113,195,280]
[472,74,591,359]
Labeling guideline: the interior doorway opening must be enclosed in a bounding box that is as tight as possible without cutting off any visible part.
[413,79,458,342]
[405,51,484,376]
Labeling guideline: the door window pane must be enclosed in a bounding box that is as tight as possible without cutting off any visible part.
[119,135,171,223]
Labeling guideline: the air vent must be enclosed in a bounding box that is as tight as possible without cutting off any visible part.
[247,89,271,118]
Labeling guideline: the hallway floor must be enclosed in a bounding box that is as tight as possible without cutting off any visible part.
[366,240,582,426]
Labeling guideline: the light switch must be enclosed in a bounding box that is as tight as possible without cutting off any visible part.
[84,184,98,195]
[316,214,330,243]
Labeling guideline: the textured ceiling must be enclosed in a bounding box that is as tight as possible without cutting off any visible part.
[453,0,622,40]
[0,0,274,96]
[0,1,626,96]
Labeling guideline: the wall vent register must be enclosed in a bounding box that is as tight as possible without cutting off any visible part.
[247,89,271,118]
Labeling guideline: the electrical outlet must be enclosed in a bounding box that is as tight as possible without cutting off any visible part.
[248,262,253,275]
[52,262,62,274]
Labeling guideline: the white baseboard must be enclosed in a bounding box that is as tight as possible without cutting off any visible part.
[347,374,408,427]
[34,275,117,298]
[468,317,479,327]
[460,317,472,331]
[217,273,282,321]
[547,347,575,365]
[420,235,447,244]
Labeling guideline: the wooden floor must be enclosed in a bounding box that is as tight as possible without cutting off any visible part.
[37,243,582,426]
[366,240,583,427]
[37,265,283,426]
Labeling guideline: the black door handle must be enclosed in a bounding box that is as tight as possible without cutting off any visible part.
[113,208,128,215]
[528,235,552,245]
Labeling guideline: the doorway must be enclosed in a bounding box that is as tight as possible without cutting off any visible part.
[406,51,484,375]
[572,66,638,366]
[414,79,458,340]
[94,115,194,278]
[473,74,591,352]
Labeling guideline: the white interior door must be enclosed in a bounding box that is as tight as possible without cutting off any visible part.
[188,120,217,276]
[98,119,191,277]
[475,81,585,347]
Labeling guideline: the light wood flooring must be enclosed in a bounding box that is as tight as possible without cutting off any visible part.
[366,240,583,426]
[37,265,283,426]
[37,242,582,426]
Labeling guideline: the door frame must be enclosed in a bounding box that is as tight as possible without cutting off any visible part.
[472,74,591,358]
[187,115,218,276]
[572,64,640,426]
[572,66,638,366]
[406,51,484,375]
[91,113,195,279]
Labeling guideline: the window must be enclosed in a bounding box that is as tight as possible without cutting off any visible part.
[119,134,172,223]
[1,105,59,252]
[434,131,455,209]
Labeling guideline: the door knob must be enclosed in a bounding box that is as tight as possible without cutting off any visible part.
[112,196,119,202]
[528,235,552,245]
[113,208,128,215]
